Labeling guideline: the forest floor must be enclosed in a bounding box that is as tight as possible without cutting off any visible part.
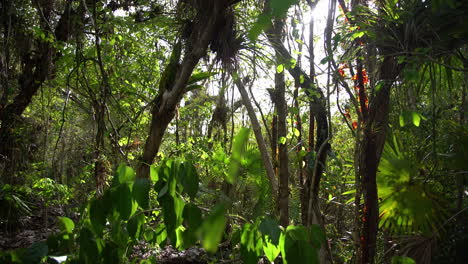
[0,203,251,263]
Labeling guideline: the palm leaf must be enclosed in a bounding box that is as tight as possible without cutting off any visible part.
[377,137,447,234]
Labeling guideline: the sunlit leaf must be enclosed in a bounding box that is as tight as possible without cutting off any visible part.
[228,128,251,183]
[200,203,226,253]
[391,256,416,264]
[116,164,135,184]
[276,64,284,73]
[263,237,280,262]
[58,217,75,234]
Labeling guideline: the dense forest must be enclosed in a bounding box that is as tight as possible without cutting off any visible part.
[0,0,467,263]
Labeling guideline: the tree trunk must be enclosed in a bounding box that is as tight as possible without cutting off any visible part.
[233,72,278,196]
[276,67,290,227]
[0,0,73,182]
[137,1,236,178]
[357,55,399,264]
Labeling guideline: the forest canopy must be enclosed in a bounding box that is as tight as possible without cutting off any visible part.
[0,0,467,263]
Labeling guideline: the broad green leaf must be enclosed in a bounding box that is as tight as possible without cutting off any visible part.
[79,228,100,263]
[200,203,227,253]
[160,195,185,235]
[155,225,168,247]
[411,112,422,127]
[17,242,48,264]
[183,203,203,229]
[115,184,135,220]
[89,199,106,235]
[150,165,158,182]
[240,224,263,264]
[185,84,204,92]
[263,237,280,262]
[258,218,281,245]
[133,178,151,209]
[280,225,319,264]
[309,224,326,248]
[102,242,119,264]
[127,214,145,239]
[228,128,251,183]
[116,164,135,184]
[58,217,75,234]
[399,111,426,127]
[179,162,199,198]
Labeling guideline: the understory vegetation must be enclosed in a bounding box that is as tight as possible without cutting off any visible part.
[0,0,467,263]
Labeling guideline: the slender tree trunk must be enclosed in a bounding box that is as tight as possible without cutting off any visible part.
[357,55,399,264]
[233,71,278,196]
[89,0,111,195]
[276,66,290,227]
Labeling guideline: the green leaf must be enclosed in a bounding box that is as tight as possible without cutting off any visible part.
[58,217,75,234]
[89,199,106,235]
[270,0,299,17]
[399,111,425,127]
[276,64,284,73]
[320,55,331,65]
[263,237,280,263]
[258,217,281,245]
[280,225,319,264]
[160,195,185,235]
[309,224,326,248]
[411,112,421,127]
[127,214,145,239]
[79,228,100,263]
[200,203,227,253]
[116,164,135,184]
[240,223,263,264]
[155,225,168,247]
[391,256,416,264]
[300,74,305,84]
[248,14,271,41]
[183,203,203,229]
[115,183,135,220]
[179,162,199,198]
[279,136,287,144]
[228,128,251,183]
[351,31,365,39]
[293,128,300,137]
[102,242,119,264]
[133,178,151,209]
[188,72,217,85]
[17,242,48,264]
[150,165,159,182]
